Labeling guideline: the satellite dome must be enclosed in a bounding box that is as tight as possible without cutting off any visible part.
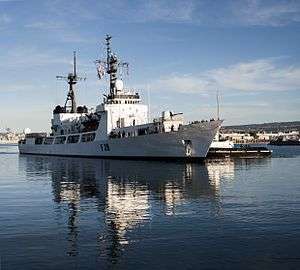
[115,79,124,91]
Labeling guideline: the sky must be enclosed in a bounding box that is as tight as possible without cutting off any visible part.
[0,0,300,132]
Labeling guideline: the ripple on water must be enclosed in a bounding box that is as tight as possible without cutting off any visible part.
[0,145,300,269]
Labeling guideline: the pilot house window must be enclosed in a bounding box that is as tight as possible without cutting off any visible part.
[44,137,54,145]
[35,137,44,145]
[54,136,66,144]
[67,135,80,144]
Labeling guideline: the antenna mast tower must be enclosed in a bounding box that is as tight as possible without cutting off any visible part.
[95,35,129,97]
[56,51,86,113]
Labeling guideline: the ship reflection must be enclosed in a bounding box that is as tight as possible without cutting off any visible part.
[19,156,244,262]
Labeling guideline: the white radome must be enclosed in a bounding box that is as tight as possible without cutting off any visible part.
[115,79,124,91]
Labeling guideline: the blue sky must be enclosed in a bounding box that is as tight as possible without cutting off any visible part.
[0,0,300,131]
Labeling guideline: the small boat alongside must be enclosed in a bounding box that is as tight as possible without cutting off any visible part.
[207,140,272,158]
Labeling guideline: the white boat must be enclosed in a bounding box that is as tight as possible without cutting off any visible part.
[210,140,235,149]
[19,35,222,160]
[208,133,272,158]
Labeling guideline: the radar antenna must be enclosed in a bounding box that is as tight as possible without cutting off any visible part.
[56,51,86,113]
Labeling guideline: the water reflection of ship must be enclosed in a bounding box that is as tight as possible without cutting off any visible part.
[19,156,238,261]
[205,159,235,188]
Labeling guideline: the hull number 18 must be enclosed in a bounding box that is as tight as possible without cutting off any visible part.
[100,144,110,151]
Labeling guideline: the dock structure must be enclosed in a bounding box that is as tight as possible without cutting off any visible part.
[207,146,272,158]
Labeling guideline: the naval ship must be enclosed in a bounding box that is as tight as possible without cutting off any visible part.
[19,35,222,160]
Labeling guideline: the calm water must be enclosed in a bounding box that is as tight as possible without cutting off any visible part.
[1,145,300,270]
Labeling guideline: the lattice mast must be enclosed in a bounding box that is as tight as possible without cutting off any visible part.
[106,35,117,96]
[56,51,86,113]
[95,35,129,98]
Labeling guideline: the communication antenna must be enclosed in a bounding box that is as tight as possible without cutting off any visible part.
[216,89,220,120]
[106,34,112,71]
[73,51,77,77]
[215,90,221,141]
[56,51,86,113]
[147,84,151,122]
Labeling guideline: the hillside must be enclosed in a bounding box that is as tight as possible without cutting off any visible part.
[222,121,300,133]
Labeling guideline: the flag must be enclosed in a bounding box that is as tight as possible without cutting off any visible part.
[97,64,105,79]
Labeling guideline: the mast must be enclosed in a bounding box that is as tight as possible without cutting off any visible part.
[216,90,220,120]
[73,51,77,77]
[105,34,117,96]
[56,51,86,113]
[106,34,111,72]
[66,51,77,113]
[147,84,151,122]
[95,35,130,99]
[215,90,221,141]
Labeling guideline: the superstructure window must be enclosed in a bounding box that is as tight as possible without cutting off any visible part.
[67,135,80,144]
[44,137,54,145]
[35,137,44,145]
[54,136,66,144]
[81,132,96,142]
[138,128,148,136]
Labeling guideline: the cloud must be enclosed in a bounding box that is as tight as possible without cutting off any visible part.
[25,21,64,30]
[14,0,300,48]
[45,0,195,24]
[0,47,70,69]
[2,0,300,31]
[150,58,300,93]
[113,0,195,23]
[95,0,300,27]
[0,13,11,25]
[0,83,41,93]
[24,19,96,44]
[231,0,300,26]
[56,30,97,44]
[44,0,97,21]
[151,74,213,93]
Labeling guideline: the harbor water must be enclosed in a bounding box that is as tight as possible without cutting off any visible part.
[1,144,300,269]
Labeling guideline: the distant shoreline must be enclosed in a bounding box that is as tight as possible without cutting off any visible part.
[223,121,300,133]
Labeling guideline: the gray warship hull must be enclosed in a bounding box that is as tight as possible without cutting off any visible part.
[19,121,221,160]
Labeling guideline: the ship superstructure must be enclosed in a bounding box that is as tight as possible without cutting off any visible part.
[19,35,222,160]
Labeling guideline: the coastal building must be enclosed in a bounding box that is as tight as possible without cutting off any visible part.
[0,130,25,144]
[219,130,299,143]
[257,131,300,141]
[220,132,255,143]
